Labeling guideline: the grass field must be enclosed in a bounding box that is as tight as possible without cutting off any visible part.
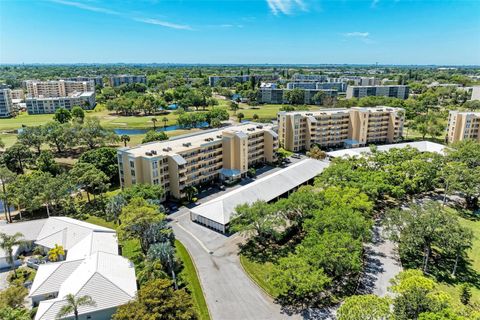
[84,216,210,319]
[239,255,280,298]
[175,240,211,320]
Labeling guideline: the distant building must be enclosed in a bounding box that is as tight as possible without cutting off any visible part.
[286,82,317,90]
[117,123,278,200]
[471,86,480,101]
[447,111,480,143]
[260,82,277,89]
[0,88,13,118]
[346,85,409,100]
[26,91,96,114]
[108,74,147,87]
[292,74,328,82]
[278,106,404,151]
[287,81,347,92]
[208,75,278,87]
[11,89,25,100]
[25,80,95,98]
[66,76,103,87]
[259,88,337,104]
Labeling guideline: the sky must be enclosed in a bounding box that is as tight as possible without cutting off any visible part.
[1,0,479,65]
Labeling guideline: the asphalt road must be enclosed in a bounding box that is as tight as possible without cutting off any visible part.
[170,210,298,320]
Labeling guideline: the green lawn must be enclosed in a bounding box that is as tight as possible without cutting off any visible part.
[175,240,211,320]
[228,104,322,122]
[239,255,280,298]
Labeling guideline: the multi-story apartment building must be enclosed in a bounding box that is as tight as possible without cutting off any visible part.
[278,106,404,151]
[108,74,147,87]
[0,88,13,118]
[447,111,480,143]
[286,82,317,90]
[117,123,279,200]
[26,91,96,114]
[66,76,104,87]
[287,81,347,92]
[11,89,25,100]
[209,75,278,87]
[259,88,337,104]
[346,85,409,100]
[292,74,328,82]
[25,80,95,98]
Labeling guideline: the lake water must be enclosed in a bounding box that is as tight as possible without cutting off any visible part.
[113,122,209,135]
[0,200,14,214]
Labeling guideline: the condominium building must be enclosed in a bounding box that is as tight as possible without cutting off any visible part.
[292,74,328,82]
[108,75,147,87]
[11,89,25,100]
[66,76,104,87]
[287,81,347,92]
[117,123,279,200]
[447,111,480,143]
[0,88,13,118]
[26,91,96,114]
[259,88,337,104]
[286,82,317,90]
[208,75,278,87]
[25,80,95,98]
[346,85,409,100]
[278,106,404,151]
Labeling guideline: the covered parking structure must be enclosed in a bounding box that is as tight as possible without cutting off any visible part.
[190,158,330,233]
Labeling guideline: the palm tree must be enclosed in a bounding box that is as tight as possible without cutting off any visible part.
[56,294,96,320]
[147,242,178,289]
[120,134,130,147]
[184,185,198,202]
[162,116,169,128]
[237,112,245,123]
[151,117,158,130]
[0,232,25,277]
[48,244,65,262]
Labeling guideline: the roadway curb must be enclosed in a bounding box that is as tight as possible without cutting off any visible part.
[238,255,276,300]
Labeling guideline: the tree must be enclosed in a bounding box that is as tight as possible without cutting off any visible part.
[0,306,30,320]
[78,117,119,149]
[229,101,239,114]
[118,197,165,254]
[120,134,130,147]
[411,113,444,139]
[162,116,169,128]
[56,294,96,320]
[17,126,43,154]
[142,130,169,143]
[0,285,28,309]
[71,106,85,123]
[270,254,331,306]
[151,117,158,130]
[136,260,168,286]
[43,122,76,153]
[36,150,61,175]
[184,185,198,202]
[54,108,72,124]
[148,242,178,289]
[112,279,195,320]
[70,162,110,202]
[0,232,25,277]
[312,91,326,105]
[237,112,245,122]
[120,184,164,202]
[79,146,119,184]
[337,295,391,320]
[2,143,34,174]
[106,193,127,224]
[230,201,284,240]
[0,167,16,222]
[252,114,259,121]
[284,88,304,105]
[306,145,326,160]
[459,283,472,306]
[48,244,65,262]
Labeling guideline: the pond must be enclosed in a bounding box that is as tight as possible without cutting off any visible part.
[113,122,209,135]
[0,200,14,215]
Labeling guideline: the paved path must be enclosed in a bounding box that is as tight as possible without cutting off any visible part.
[357,223,403,297]
[170,208,298,320]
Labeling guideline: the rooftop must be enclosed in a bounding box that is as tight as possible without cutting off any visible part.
[278,106,403,116]
[190,158,329,225]
[121,122,276,158]
[326,141,447,158]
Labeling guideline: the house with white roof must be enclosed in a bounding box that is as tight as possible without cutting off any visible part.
[0,217,137,320]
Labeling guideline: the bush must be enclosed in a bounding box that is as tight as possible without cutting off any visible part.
[7,267,36,286]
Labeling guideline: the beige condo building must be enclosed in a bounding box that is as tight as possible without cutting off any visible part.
[278,106,404,152]
[25,80,95,98]
[447,111,480,143]
[117,123,278,200]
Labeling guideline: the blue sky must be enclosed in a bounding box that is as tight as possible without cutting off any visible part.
[1,0,479,65]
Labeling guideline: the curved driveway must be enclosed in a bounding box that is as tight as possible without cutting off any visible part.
[170,209,298,320]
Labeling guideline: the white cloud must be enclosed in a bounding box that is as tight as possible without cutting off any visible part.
[134,18,192,30]
[343,32,370,38]
[266,0,306,15]
[50,0,192,31]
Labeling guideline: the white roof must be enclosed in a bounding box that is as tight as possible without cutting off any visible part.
[0,219,47,258]
[35,217,115,252]
[66,232,118,261]
[191,159,329,225]
[35,252,136,320]
[327,141,447,158]
[29,259,83,297]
